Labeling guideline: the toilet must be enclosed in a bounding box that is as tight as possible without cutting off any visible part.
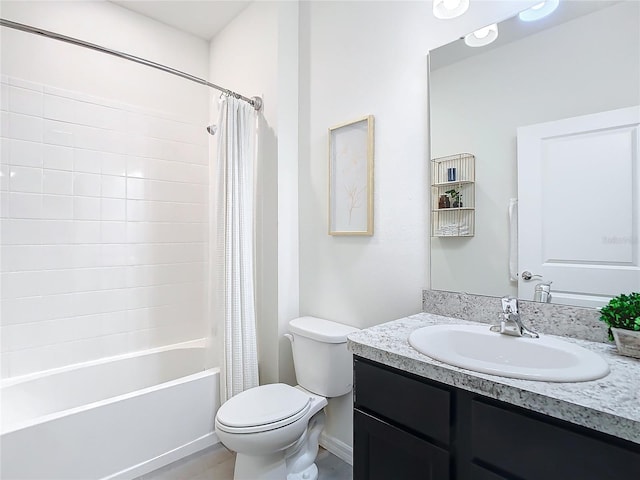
[214,316,359,480]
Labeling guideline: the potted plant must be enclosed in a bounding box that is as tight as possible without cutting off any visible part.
[599,292,640,358]
[445,188,462,208]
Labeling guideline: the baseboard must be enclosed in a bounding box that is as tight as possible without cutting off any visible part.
[319,432,353,466]
[105,432,220,480]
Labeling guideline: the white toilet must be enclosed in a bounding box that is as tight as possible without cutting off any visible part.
[214,316,359,480]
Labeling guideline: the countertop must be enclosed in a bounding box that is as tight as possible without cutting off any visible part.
[347,312,640,445]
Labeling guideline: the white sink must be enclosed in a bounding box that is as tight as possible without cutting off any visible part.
[408,325,610,382]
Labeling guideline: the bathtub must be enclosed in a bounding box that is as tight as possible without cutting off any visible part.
[0,340,220,480]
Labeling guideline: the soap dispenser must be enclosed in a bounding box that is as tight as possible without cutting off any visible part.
[533,282,552,303]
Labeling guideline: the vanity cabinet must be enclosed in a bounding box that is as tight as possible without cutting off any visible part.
[353,357,640,480]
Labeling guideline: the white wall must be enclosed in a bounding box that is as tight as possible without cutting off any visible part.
[0,1,210,378]
[430,1,640,297]
[298,0,534,450]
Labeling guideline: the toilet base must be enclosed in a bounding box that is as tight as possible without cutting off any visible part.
[287,463,318,480]
[233,452,287,480]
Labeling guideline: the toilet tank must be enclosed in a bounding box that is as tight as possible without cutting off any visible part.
[288,317,360,398]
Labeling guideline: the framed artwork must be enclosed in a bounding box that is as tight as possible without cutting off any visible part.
[328,115,374,235]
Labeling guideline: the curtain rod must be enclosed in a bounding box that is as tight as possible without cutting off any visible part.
[0,18,263,111]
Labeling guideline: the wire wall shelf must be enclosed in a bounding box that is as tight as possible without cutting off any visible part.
[431,153,475,237]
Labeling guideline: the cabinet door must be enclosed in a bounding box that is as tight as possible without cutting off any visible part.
[354,409,449,480]
[471,399,640,480]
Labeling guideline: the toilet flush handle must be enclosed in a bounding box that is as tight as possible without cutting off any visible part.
[284,333,293,343]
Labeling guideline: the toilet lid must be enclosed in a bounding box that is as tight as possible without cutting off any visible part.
[216,383,311,429]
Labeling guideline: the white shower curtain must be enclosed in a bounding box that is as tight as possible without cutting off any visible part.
[214,95,259,402]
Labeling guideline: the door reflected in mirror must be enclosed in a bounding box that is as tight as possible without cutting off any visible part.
[429,0,640,307]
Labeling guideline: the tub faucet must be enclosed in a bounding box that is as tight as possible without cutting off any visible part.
[490,297,539,338]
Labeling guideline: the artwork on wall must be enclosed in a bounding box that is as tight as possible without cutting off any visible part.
[328,115,374,235]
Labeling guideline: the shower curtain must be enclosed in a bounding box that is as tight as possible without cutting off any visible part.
[214,95,259,402]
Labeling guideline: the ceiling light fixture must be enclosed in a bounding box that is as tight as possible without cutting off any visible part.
[464,23,499,47]
[518,0,560,22]
[433,0,470,20]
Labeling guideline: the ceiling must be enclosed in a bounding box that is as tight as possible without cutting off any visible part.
[110,1,252,40]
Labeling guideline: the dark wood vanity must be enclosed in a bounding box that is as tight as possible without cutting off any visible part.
[353,357,640,480]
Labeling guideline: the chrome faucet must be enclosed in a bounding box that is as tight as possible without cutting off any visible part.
[490,297,539,338]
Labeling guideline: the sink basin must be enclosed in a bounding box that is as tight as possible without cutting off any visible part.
[408,325,610,382]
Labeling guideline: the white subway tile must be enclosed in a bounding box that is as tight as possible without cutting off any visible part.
[101,198,125,221]
[1,164,8,191]
[8,347,45,377]
[101,244,128,266]
[101,176,125,198]
[1,76,207,373]
[1,353,10,379]
[73,148,102,174]
[9,166,42,193]
[101,288,128,314]
[126,156,146,179]
[100,311,126,335]
[43,169,73,195]
[73,268,102,293]
[73,221,100,243]
[0,219,41,245]
[9,78,43,92]
[9,86,43,117]
[71,244,102,268]
[73,290,105,316]
[0,296,44,325]
[39,269,76,296]
[101,221,126,243]
[100,332,130,358]
[40,245,74,270]
[40,220,74,245]
[101,153,126,177]
[73,172,101,197]
[9,192,42,219]
[1,83,8,111]
[100,267,127,290]
[73,196,100,220]
[43,144,73,171]
[43,119,74,147]
[1,138,9,164]
[43,94,77,123]
[0,192,11,218]
[1,271,42,299]
[42,194,73,220]
[40,293,74,321]
[9,113,43,143]
[1,111,9,137]
[76,101,123,131]
[75,124,123,154]
[126,177,145,199]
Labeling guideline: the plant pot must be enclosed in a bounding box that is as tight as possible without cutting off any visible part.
[611,327,640,359]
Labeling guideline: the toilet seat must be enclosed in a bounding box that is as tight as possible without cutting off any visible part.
[216,384,312,434]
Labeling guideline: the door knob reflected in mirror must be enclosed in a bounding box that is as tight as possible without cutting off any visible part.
[521,271,543,281]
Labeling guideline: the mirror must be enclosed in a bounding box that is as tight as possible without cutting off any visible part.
[429,0,639,306]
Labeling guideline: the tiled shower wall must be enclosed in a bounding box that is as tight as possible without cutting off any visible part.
[0,76,209,379]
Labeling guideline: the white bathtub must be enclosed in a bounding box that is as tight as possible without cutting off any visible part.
[0,340,220,480]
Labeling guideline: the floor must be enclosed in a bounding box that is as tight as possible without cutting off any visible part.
[137,445,353,480]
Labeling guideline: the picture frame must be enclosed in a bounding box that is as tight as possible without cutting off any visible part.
[328,115,374,235]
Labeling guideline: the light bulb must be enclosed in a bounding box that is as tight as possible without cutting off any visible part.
[433,0,470,20]
[464,23,499,47]
[519,0,560,22]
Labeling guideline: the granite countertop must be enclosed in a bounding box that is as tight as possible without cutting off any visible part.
[347,312,640,445]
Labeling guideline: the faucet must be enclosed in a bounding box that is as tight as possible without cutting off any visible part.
[490,297,539,338]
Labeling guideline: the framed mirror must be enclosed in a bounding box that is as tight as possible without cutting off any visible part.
[429,0,639,306]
